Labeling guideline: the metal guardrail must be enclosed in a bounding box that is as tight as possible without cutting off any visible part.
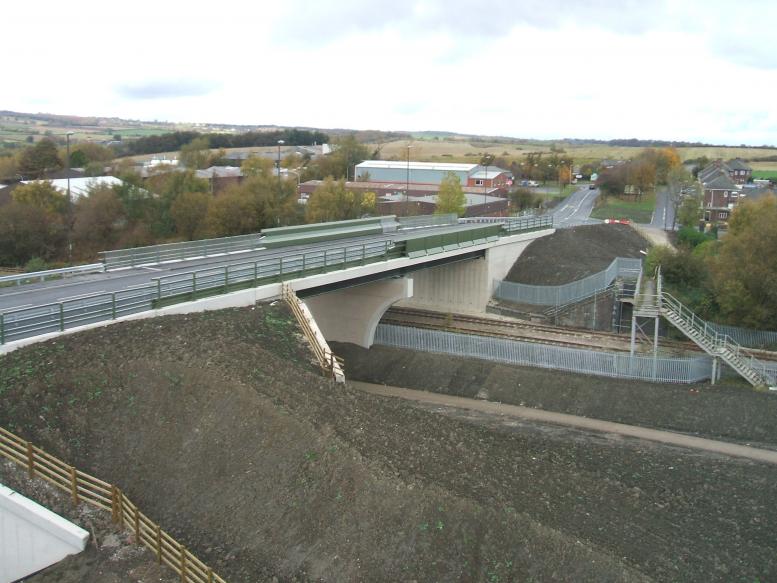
[1,217,557,347]
[99,233,264,270]
[494,257,642,307]
[397,214,458,230]
[0,263,104,286]
[657,291,775,387]
[0,241,398,346]
[460,215,553,233]
[375,324,712,384]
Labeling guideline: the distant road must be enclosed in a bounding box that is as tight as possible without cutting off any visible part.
[550,186,601,226]
[649,187,676,230]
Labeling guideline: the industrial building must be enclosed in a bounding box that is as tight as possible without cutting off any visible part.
[299,179,508,217]
[355,161,511,191]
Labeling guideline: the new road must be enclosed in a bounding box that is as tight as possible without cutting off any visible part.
[551,186,601,226]
[0,233,398,313]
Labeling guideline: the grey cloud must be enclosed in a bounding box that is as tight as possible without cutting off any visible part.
[116,79,220,100]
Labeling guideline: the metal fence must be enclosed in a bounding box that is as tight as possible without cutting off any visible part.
[99,233,264,270]
[707,323,777,350]
[397,214,458,230]
[0,263,104,286]
[374,324,712,384]
[459,215,553,233]
[0,241,397,346]
[494,257,642,306]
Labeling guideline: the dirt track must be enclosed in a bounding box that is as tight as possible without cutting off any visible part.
[350,381,777,464]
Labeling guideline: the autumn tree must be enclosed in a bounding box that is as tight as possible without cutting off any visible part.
[0,202,65,265]
[306,134,370,181]
[72,186,126,259]
[435,172,466,216]
[146,170,209,236]
[206,187,258,236]
[305,178,367,223]
[241,156,274,178]
[69,143,114,168]
[0,155,18,182]
[12,181,67,214]
[710,195,777,328]
[628,159,656,199]
[676,192,702,228]
[179,137,224,170]
[17,138,63,178]
[171,191,212,240]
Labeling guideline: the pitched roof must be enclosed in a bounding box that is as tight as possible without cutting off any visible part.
[700,167,729,184]
[726,158,751,171]
[469,166,510,179]
[703,174,737,190]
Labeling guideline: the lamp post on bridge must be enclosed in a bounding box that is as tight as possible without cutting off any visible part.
[66,131,74,263]
[405,144,413,216]
[276,139,284,225]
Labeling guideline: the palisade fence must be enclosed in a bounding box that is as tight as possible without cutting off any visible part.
[374,324,712,383]
[0,240,398,346]
[0,426,227,583]
[493,257,642,307]
[99,233,264,270]
[707,323,777,350]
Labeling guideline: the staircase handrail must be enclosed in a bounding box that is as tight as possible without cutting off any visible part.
[659,289,775,385]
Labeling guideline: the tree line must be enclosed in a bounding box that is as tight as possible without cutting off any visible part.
[120,129,330,156]
[647,195,777,330]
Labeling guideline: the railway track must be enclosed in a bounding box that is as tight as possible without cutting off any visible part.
[382,307,777,361]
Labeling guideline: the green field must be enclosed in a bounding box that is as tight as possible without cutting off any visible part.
[590,193,656,223]
[753,170,777,180]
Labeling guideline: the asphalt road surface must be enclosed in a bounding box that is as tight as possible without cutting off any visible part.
[551,186,602,226]
[650,187,676,229]
[0,233,397,313]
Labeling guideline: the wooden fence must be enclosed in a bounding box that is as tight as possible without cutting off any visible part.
[0,426,227,583]
[281,284,345,382]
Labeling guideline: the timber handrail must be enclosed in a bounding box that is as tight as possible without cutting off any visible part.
[281,285,345,382]
[0,426,227,583]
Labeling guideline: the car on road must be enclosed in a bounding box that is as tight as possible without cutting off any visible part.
[589,184,596,190]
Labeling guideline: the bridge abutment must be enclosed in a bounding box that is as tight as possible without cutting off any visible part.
[397,233,540,314]
[304,277,414,348]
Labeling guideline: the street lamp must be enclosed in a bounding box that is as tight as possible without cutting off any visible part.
[276,140,284,225]
[405,145,413,214]
[65,132,74,262]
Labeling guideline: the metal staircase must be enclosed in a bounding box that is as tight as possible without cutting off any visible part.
[635,272,775,389]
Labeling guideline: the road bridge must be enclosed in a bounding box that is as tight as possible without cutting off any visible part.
[0,216,554,353]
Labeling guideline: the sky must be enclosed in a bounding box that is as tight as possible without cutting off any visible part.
[5,0,777,145]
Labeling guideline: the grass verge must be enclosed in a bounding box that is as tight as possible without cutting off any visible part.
[590,193,656,223]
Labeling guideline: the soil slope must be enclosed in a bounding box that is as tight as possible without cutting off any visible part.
[1,305,776,582]
[506,223,650,284]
